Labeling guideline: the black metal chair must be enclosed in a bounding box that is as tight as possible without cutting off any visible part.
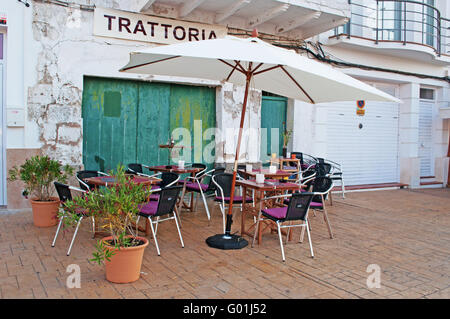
[291,152,318,169]
[137,186,183,256]
[307,176,334,239]
[212,173,254,233]
[316,157,345,202]
[51,182,94,256]
[183,166,225,221]
[126,163,155,177]
[76,170,109,191]
[251,192,315,261]
[149,172,180,201]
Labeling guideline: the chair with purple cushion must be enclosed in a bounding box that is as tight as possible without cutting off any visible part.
[136,186,183,256]
[148,172,180,201]
[212,173,253,233]
[76,170,110,191]
[51,182,95,256]
[307,176,334,239]
[183,166,225,221]
[251,192,315,261]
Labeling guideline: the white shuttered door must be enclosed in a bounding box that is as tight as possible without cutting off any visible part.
[325,100,400,186]
[418,100,434,177]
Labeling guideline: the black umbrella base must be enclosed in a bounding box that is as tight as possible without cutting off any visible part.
[206,234,248,250]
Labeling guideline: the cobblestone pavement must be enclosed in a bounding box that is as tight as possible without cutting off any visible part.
[0,188,449,299]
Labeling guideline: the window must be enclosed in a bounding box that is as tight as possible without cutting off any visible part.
[420,88,435,100]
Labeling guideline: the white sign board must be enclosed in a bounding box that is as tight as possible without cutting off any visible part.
[93,7,228,45]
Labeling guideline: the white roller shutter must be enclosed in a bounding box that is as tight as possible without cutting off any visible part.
[419,100,434,177]
[325,100,400,186]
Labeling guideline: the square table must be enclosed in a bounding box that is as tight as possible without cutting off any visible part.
[148,165,205,219]
[237,178,305,245]
[237,168,293,180]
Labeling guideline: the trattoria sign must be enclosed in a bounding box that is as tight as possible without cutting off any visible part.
[93,7,227,45]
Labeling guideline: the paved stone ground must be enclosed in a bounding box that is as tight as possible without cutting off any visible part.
[0,188,449,299]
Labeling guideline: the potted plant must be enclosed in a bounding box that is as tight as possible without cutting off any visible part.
[8,155,74,227]
[60,164,151,283]
[282,122,292,158]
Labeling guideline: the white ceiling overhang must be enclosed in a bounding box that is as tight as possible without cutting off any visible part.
[124,0,350,40]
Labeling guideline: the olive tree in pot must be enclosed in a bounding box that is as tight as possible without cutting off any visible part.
[60,165,152,283]
[8,155,74,227]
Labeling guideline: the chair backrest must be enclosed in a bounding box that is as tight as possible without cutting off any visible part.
[212,173,234,198]
[54,182,72,202]
[192,163,207,178]
[159,172,179,188]
[312,176,333,202]
[127,163,143,175]
[207,167,226,190]
[155,186,182,217]
[76,170,104,190]
[284,192,314,221]
[315,161,332,176]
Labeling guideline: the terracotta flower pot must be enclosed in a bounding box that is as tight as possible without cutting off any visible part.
[30,197,60,227]
[103,236,149,284]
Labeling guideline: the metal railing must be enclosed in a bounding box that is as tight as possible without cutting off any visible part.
[334,0,450,56]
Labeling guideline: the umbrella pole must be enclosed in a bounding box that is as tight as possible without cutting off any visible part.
[206,72,252,250]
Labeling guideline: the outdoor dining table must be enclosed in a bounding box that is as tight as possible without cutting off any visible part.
[237,168,293,180]
[148,165,204,218]
[237,178,305,245]
[83,175,161,188]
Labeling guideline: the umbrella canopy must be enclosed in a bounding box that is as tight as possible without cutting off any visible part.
[120,35,400,249]
[121,36,400,104]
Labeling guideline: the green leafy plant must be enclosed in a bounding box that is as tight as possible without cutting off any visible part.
[282,122,292,148]
[60,164,152,265]
[8,155,74,201]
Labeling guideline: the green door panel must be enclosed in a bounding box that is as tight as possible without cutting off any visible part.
[169,84,216,168]
[260,95,287,165]
[136,83,171,166]
[82,77,138,172]
[82,78,216,172]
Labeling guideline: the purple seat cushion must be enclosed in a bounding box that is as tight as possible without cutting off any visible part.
[185,182,209,192]
[215,196,253,203]
[149,193,160,201]
[262,207,287,220]
[138,201,158,216]
[310,201,323,208]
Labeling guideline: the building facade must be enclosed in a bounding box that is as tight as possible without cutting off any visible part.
[1,0,351,208]
[1,0,448,209]
[294,0,450,189]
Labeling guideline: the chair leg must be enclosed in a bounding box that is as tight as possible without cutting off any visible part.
[173,212,184,248]
[321,197,334,239]
[219,203,226,233]
[329,191,333,206]
[305,219,314,258]
[341,178,346,199]
[251,211,262,247]
[136,215,141,236]
[148,217,161,256]
[52,216,64,247]
[299,220,306,243]
[198,189,211,221]
[91,216,96,239]
[155,216,160,235]
[276,221,286,262]
[67,216,83,256]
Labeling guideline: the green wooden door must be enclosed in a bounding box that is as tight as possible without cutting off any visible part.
[82,77,139,172]
[260,95,287,165]
[169,84,216,168]
[82,78,216,172]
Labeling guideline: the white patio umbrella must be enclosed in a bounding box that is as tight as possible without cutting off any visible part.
[120,35,400,249]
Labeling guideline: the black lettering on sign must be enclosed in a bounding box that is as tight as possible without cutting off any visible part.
[209,30,217,39]
[118,17,132,33]
[161,24,172,39]
[173,26,186,40]
[147,21,159,37]
[202,29,206,40]
[133,20,147,35]
[188,28,199,41]
[104,15,116,31]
